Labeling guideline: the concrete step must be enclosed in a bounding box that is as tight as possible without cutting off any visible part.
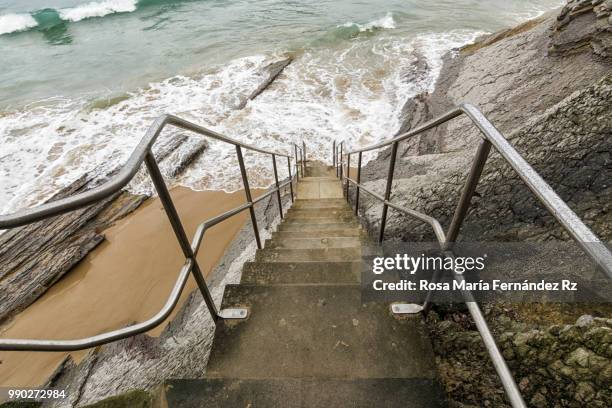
[255,247,360,262]
[241,261,360,284]
[272,230,365,239]
[299,177,338,182]
[283,214,359,225]
[305,165,335,177]
[292,199,349,209]
[206,284,439,379]
[265,237,362,250]
[296,179,342,199]
[164,378,447,407]
[286,208,354,218]
[278,223,361,232]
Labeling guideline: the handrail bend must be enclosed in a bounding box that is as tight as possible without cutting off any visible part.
[335,103,612,408]
[0,115,297,351]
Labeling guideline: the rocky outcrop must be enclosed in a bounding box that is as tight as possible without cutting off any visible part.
[551,0,612,59]
[358,6,612,243]
[236,57,293,109]
[0,135,207,325]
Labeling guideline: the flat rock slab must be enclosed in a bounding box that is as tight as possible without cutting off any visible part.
[164,378,447,407]
[206,284,438,379]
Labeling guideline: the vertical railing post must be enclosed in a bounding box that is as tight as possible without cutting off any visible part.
[287,156,294,202]
[303,141,306,166]
[445,140,492,248]
[235,145,262,250]
[300,149,305,176]
[339,143,343,182]
[145,153,219,322]
[333,140,336,168]
[379,141,399,243]
[272,154,283,219]
[336,144,339,177]
[294,145,300,181]
[355,151,362,215]
[346,153,351,201]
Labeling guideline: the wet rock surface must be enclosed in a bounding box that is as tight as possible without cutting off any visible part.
[426,307,612,407]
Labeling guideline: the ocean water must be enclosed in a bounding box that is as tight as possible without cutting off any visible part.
[0,0,563,215]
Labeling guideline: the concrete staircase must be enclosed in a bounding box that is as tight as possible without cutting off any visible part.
[163,163,446,407]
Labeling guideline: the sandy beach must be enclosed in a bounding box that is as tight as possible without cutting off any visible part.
[0,186,261,388]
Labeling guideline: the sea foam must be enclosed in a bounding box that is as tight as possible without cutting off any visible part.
[0,13,38,35]
[340,12,396,32]
[59,0,138,22]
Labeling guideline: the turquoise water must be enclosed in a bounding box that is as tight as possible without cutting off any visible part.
[0,0,562,215]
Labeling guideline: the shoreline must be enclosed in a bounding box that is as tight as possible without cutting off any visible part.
[0,186,261,388]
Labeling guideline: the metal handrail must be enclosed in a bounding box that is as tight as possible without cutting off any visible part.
[334,103,612,408]
[0,114,297,351]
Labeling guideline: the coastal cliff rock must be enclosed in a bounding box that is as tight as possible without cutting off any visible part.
[427,309,612,407]
[358,5,612,242]
[353,3,612,407]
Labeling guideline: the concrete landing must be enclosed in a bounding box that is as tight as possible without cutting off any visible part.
[206,284,438,379]
[165,378,446,407]
[163,162,446,407]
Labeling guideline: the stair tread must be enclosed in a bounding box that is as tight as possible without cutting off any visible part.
[164,378,447,408]
[241,261,360,284]
[206,284,438,379]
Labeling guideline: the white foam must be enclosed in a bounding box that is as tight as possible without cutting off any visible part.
[0,20,489,216]
[341,12,396,32]
[0,13,38,36]
[59,0,138,22]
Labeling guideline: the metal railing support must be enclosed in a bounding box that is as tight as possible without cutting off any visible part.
[333,140,336,168]
[346,154,351,199]
[378,141,399,243]
[272,154,283,219]
[355,152,362,215]
[145,154,219,321]
[287,156,294,202]
[235,145,262,250]
[294,145,300,181]
[445,139,492,248]
[339,143,343,182]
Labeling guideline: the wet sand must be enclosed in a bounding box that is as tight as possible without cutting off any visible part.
[0,187,260,388]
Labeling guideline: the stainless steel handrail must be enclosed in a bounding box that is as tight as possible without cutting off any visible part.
[0,114,297,352]
[334,103,612,408]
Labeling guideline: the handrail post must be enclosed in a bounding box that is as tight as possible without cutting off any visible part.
[236,145,262,250]
[144,153,219,322]
[272,154,283,219]
[445,140,491,248]
[333,140,336,168]
[303,141,306,164]
[300,149,305,176]
[336,143,342,177]
[339,143,343,182]
[346,153,351,200]
[287,156,294,202]
[355,151,362,215]
[294,145,300,181]
[379,141,399,243]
